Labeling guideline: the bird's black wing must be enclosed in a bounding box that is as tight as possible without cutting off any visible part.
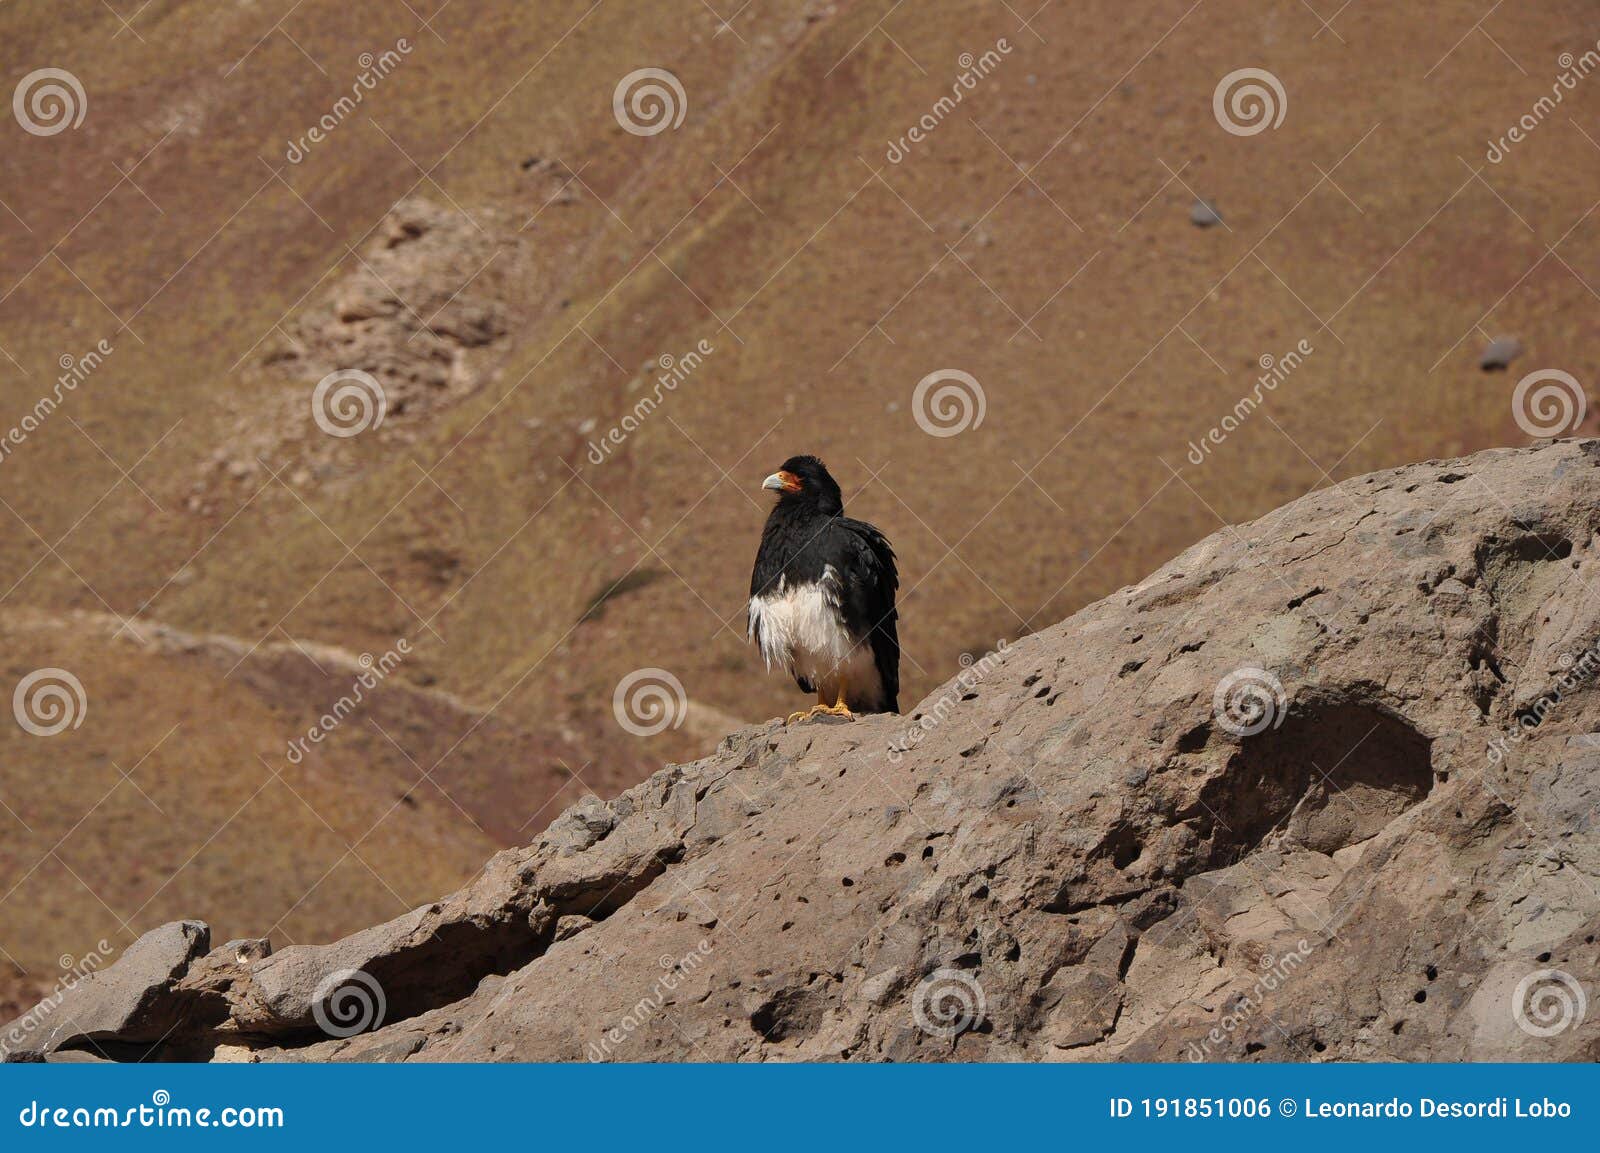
[747,517,781,652]
[838,517,900,712]
[749,511,820,693]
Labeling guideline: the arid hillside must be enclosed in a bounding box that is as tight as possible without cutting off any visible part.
[3,1,1599,1010]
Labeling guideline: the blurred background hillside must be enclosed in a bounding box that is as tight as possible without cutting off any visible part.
[3,0,1598,1013]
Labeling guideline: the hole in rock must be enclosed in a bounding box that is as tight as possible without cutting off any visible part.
[1197,698,1433,859]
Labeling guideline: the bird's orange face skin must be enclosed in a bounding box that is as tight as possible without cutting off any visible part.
[763,470,802,493]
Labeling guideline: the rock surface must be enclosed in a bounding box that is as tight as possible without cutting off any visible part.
[9,441,1600,1062]
[2,921,208,1060]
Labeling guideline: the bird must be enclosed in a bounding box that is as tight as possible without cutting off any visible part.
[747,455,899,722]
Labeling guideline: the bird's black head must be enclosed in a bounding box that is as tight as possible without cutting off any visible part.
[762,455,843,515]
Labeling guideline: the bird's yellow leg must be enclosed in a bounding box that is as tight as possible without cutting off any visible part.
[819,677,855,718]
[787,681,854,723]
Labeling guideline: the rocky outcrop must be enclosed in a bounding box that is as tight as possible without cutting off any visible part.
[197,196,538,502]
[9,441,1600,1062]
[1,921,208,1060]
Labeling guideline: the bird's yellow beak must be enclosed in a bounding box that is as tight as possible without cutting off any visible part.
[762,470,801,493]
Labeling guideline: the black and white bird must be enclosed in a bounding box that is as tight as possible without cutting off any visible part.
[747,456,899,721]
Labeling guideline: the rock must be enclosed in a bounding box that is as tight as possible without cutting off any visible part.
[1480,336,1522,371]
[222,938,273,965]
[1043,968,1123,1048]
[545,797,616,854]
[554,915,593,941]
[0,920,208,1060]
[14,442,1600,1063]
[1190,198,1223,228]
[205,195,535,503]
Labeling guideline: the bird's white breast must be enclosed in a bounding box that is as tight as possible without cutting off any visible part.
[749,566,854,675]
[748,566,885,707]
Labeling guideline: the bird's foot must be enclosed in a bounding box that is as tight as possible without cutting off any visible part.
[785,702,855,724]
